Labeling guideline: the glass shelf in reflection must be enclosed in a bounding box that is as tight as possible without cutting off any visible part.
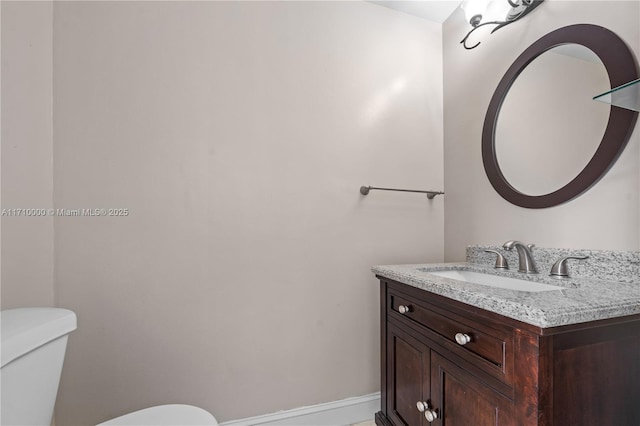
[593,78,640,112]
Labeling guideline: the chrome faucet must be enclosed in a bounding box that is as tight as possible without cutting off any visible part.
[502,240,538,274]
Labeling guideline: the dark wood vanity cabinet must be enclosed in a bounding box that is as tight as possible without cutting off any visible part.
[385,322,513,426]
[376,278,640,426]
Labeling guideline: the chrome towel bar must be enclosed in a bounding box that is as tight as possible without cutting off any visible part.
[360,186,444,199]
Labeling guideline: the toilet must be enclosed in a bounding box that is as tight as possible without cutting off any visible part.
[0,308,218,426]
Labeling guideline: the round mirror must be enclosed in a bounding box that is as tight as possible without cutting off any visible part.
[483,24,639,208]
[495,46,610,196]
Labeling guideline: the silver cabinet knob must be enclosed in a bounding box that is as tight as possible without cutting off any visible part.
[424,409,438,422]
[398,305,411,314]
[455,333,471,345]
[417,401,437,421]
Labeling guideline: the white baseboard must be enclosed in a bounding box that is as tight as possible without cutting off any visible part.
[219,392,380,426]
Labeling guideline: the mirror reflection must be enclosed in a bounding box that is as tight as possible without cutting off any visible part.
[495,45,610,196]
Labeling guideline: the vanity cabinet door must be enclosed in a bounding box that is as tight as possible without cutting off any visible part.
[429,352,514,426]
[386,323,431,426]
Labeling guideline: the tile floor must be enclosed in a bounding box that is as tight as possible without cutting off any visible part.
[351,421,375,426]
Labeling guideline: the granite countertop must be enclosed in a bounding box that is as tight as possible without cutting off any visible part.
[372,262,640,328]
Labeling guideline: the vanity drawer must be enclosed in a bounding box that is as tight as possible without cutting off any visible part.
[389,291,508,370]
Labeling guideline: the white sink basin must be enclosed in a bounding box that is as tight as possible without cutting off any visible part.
[427,270,565,292]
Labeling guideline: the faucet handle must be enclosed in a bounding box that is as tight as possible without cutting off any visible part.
[549,255,589,278]
[484,250,509,269]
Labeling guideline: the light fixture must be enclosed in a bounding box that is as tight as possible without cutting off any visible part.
[460,0,544,49]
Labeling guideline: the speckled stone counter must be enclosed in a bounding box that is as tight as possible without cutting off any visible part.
[467,245,639,283]
[372,248,640,328]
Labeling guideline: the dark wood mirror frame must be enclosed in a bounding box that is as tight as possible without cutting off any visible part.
[482,24,639,209]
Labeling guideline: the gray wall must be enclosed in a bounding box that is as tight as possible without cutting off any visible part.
[52,2,444,424]
[1,1,55,309]
[443,0,640,261]
[6,0,637,424]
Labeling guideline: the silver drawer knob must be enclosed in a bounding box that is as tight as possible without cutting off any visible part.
[424,409,438,422]
[398,305,411,314]
[455,332,471,345]
[416,401,428,412]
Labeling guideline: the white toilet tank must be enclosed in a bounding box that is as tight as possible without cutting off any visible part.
[1,308,77,426]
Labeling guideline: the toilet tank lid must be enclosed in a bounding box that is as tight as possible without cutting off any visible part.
[97,405,218,426]
[1,308,77,368]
